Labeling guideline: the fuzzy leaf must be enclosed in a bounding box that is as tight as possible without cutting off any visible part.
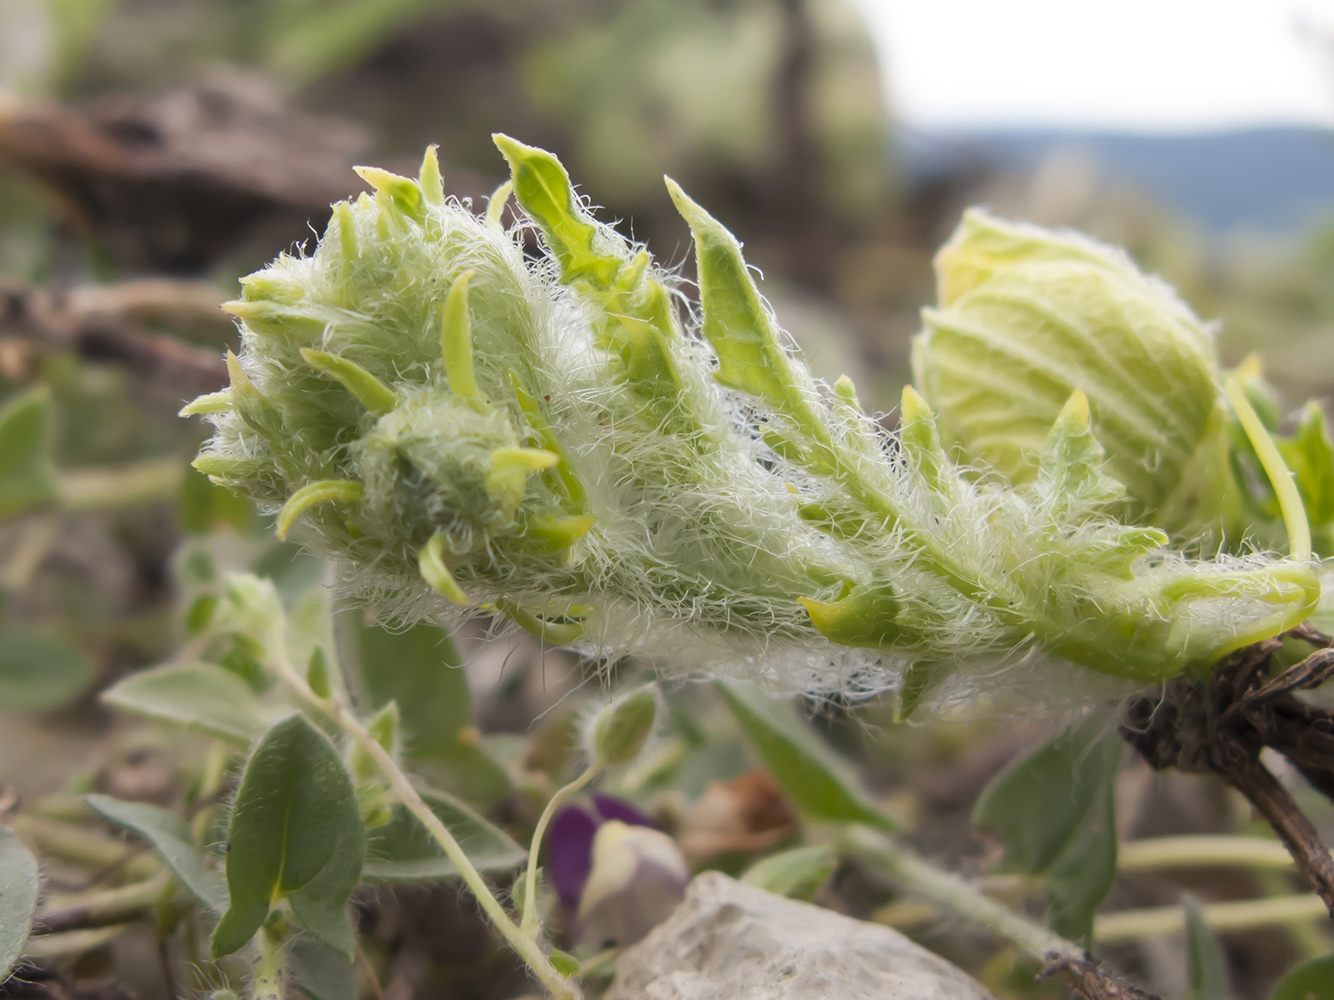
[718,681,894,830]
[0,828,39,980]
[972,719,1120,874]
[1184,895,1228,1000]
[0,386,59,519]
[212,715,364,958]
[102,662,286,743]
[85,794,226,913]
[345,614,510,804]
[0,625,96,711]
[1280,401,1334,543]
[740,844,836,901]
[362,786,525,882]
[1271,955,1334,1000]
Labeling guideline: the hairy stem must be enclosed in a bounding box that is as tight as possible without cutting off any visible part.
[34,870,173,932]
[844,827,1157,1000]
[522,763,602,935]
[262,630,580,1000]
[252,924,286,1000]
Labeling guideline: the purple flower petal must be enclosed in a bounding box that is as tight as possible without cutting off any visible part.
[546,803,599,910]
[592,792,657,829]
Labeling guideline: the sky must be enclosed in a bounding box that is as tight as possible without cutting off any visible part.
[850,0,1334,131]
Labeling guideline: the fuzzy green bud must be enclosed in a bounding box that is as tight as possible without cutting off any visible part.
[913,209,1232,535]
[587,684,659,767]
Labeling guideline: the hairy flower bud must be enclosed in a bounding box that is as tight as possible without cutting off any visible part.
[586,684,659,767]
[913,209,1233,535]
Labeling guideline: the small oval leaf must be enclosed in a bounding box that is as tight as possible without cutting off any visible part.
[211,715,364,959]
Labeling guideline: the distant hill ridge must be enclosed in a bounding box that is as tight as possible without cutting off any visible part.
[901,126,1334,233]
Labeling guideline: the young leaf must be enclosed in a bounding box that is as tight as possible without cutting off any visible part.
[343,613,510,804]
[0,828,39,980]
[740,843,837,901]
[717,681,894,830]
[363,786,525,882]
[0,625,95,711]
[0,385,59,519]
[84,794,227,913]
[211,715,365,959]
[1271,955,1334,1000]
[102,662,286,743]
[1184,895,1228,1000]
[972,719,1119,874]
[290,938,356,1000]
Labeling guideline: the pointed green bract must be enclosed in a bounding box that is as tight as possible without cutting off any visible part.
[493,133,619,288]
[300,348,399,416]
[666,179,814,427]
[419,533,470,605]
[277,480,365,540]
[354,165,425,223]
[440,270,479,400]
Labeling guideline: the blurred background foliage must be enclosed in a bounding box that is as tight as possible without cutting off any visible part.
[1,2,1333,999]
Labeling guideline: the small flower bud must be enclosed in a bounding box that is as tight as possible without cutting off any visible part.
[306,647,332,699]
[587,684,659,767]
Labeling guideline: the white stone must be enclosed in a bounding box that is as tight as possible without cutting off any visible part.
[605,871,997,1000]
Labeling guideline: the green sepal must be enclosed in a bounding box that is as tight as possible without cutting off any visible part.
[277,480,365,540]
[440,270,479,400]
[799,584,902,648]
[665,178,812,427]
[508,371,589,513]
[492,134,620,289]
[354,165,426,224]
[299,348,398,416]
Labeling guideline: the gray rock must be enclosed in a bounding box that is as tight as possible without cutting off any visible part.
[605,871,997,1000]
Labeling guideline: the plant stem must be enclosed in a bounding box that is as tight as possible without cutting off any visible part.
[1095,893,1329,943]
[35,870,173,931]
[58,456,184,511]
[845,827,1077,965]
[252,925,286,1000]
[21,924,129,959]
[263,631,580,1000]
[521,763,602,934]
[11,814,159,880]
[1117,835,1297,872]
[844,827,1157,1000]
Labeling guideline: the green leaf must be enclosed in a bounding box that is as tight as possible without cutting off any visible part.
[0,828,39,980]
[344,613,510,804]
[0,624,96,711]
[1044,777,1116,943]
[290,938,356,1000]
[1185,895,1228,1000]
[84,794,227,914]
[102,662,287,743]
[211,715,365,959]
[0,385,59,519]
[1271,955,1334,1000]
[363,786,525,882]
[740,844,837,901]
[972,719,1119,874]
[717,680,894,830]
